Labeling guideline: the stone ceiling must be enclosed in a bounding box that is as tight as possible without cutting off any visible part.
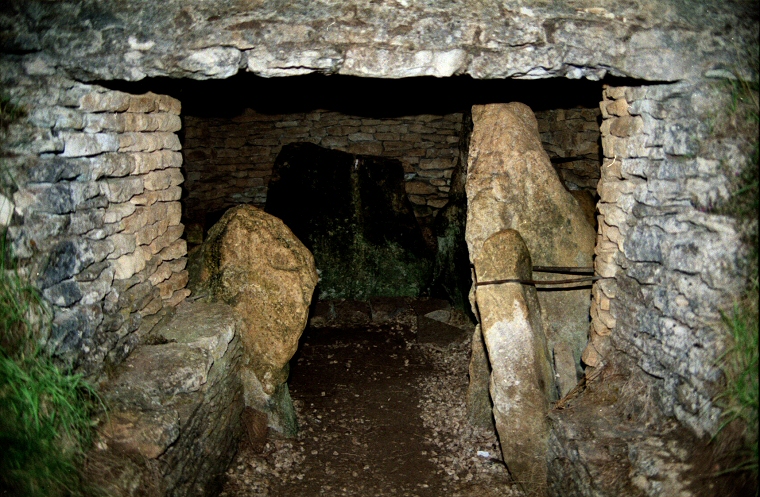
[1,0,757,83]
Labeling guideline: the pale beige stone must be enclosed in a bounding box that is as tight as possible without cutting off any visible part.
[198,205,317,433]
[474,229,553,496]
[113,246,150,280]
[466,102,596,377]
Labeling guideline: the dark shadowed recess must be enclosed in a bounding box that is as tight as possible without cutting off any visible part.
[95,73,652,118]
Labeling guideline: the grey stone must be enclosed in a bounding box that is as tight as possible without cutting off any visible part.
[43,278,83,307]
[38,238,96,288]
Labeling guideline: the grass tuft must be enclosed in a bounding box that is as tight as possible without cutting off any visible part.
[0,233,102,496]
[717,286,759,476]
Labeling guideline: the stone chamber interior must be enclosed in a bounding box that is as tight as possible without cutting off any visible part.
[96,74,617,495]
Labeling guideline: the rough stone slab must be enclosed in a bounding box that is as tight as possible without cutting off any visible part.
[106,343,213,410]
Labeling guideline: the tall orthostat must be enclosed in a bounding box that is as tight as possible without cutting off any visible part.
[196,205,318,435]
[465,103,596,495]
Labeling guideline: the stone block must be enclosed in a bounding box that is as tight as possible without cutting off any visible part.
[130,185,182,206]
[141,168,183,191]
[62,132,120,157]
[474,229,554,495]
[112,246,150,280]
[158,238,187,262]
[165,288,191,307]
[157,270,189,299]
[79,91,130,112]
[149,261,173,285]
[346,142,383,155]
[107,233,138,260]
[135,218,170,247]
[100,176,145,203]
[119,132,181,153]
[104,201,137,224]
[405,181,438,195]
[148,224,184,255]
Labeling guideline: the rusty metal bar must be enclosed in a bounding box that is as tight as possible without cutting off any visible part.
[532,266,594,274]
[474,276,600,287]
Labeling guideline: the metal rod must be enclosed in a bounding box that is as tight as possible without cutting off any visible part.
[470,263,595,275]
[475,276,600,287]
[532,266,595,274]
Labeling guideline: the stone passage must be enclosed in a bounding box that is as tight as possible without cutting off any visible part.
[182,109,463,228]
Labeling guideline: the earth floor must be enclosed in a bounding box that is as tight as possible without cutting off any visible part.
[219,320,521,497]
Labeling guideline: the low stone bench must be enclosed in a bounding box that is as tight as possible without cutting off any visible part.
[89,301,243,497]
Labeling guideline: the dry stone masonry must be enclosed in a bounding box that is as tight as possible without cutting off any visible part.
[182,109,463,228]
[1,60,189,377]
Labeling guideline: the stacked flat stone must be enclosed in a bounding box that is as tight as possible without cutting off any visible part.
[1,60,189,376]
[182,109,463,225]
[535,107,602,192]
[586,83,745,437]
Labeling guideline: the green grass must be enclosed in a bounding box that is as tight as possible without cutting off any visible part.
[713,69,760,483]
[717,285,759,475]
[0,234,102,496]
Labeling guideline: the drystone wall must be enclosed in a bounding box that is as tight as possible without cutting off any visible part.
[547,79,753,495]
[584,82,747,437]
[182,110,462,227]
[1,59,189,377]
[536,108,601,193]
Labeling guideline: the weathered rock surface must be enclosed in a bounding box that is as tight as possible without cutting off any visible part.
[466,102,596,396]
[266,142,432,300]
[474,229,554,496]
[1,0,755,83]
[196,204,317,435]
[93,301,243,497]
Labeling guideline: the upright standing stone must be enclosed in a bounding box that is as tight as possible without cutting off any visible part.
[196,205,318,435]
[265,142,432,300]
[466,102,596,396]
[474,229,553,497]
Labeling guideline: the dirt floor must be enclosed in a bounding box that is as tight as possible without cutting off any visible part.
[220,315,521,497]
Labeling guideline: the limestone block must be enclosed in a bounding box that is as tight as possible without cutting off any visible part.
[119,132,181,153]
[197,205,317,434]
[79,91,130,112]
[405,181,438,195]
[466,102,596,379]
[165,288,190,307]
[138,170,179,194]
[157,270,189,299]
[148,224,184,255]
[107,233,137,260]
[62,132,120,157]
[135,218,170,247]
[149,261,174,286]
[474,229,553,496]
[130,185,182,206]
[104,201,137,224]
[132,150,182,174]
[100,176,145,203]
[113,246,150,280]
[158,238,187,262]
